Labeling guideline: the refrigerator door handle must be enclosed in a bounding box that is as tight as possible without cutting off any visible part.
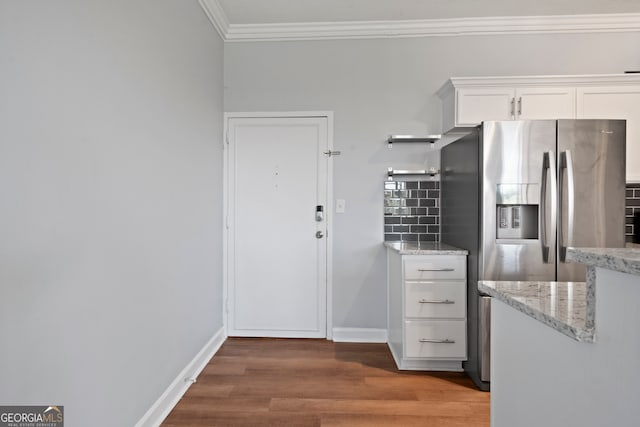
[541,151,557,263]
[559,150,575,262]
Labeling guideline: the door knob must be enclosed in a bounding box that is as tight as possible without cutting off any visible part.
[316,231,324,239]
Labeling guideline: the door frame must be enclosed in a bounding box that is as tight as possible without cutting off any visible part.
[222,111,334,339]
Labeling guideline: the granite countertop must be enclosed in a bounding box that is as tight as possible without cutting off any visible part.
[567,247,640,276]
[478,280,593,342]
[384,241,468,255]
[479,247,640,343]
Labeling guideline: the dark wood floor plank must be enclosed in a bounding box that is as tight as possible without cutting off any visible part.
[168,398,271,414]
[177,384,234,399]
[269,397,477,417]
[415,389,491,403]
[164,412,321,427]
[320,414,488,427]
[364,374,477,391]
[198,358,247,376]
[161,337,490,427]
[230,383,418,401]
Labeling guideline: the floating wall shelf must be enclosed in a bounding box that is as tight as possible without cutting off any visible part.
[387,167,440,180]
[387,134,441,147]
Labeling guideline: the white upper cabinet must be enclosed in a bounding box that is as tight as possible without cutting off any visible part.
[437,74,640,182]
[438,76,579,132]
[577,86,640,183]
[516,87,576,120]
[455,87,515,125]
[454,86,575,129]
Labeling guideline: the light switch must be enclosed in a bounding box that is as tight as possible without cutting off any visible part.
[336,199,346,213]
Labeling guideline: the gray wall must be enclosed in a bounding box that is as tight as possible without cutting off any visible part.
[224,32,640,330]
[0,1,224,426]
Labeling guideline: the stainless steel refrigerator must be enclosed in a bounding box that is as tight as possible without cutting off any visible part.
[441,119,626,391]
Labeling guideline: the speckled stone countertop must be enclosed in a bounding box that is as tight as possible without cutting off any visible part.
[479,247,640,343]
[479,280,593,342]
[567,247,640,276]
[384,241,468,255]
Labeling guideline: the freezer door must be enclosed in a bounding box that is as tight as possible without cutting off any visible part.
[481,121,557,281]
[557,119,626,282]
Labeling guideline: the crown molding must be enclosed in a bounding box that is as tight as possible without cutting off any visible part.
[441,73,640,90]
[199,0,229,39]
[197,3,640,43]
[225,13,640,42]
[436,73,640,98]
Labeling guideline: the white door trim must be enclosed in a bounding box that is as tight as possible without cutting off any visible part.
[222,111,334,340]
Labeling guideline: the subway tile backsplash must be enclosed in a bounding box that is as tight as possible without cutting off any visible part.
[384,182,639,244]
[626,183,640,243]
[384,181,440,242]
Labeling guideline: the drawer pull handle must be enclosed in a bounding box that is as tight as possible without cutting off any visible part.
[418,299,455,304]
[417,268,455,272]
[419,338,456,344]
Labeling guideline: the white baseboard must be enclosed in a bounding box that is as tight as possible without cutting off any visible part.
[332,327,388,343]
[135,327,226,427]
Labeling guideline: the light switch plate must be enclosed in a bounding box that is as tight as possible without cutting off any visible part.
[336,199,346,213]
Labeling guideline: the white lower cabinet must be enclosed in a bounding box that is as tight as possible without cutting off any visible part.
[404,281,466,318]
[404,320,467,359]
[387,251,467,371]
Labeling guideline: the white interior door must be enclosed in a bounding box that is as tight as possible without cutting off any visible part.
[225,114,330,338]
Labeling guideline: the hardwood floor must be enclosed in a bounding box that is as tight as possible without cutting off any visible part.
[162,337,490,427]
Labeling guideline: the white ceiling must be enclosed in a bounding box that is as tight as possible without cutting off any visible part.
[216,0,640,25]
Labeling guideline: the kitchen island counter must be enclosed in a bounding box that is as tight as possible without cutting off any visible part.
[479,247,640,344]
[568,246,640,276]
[489,247,640,427]
[479,280,591,342]
[384,241,468,255]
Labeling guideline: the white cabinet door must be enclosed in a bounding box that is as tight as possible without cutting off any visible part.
[456,87,515,126]
[577,86,640,182]
[404,255,466,280]
[404,320,466,358]
[405,281,466,319]
[455,86,575,128]
[516,87,576,120]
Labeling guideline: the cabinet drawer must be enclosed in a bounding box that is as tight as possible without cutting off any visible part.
[404,320,466,359]
[405,281,466,319]
[404,255,466,280]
